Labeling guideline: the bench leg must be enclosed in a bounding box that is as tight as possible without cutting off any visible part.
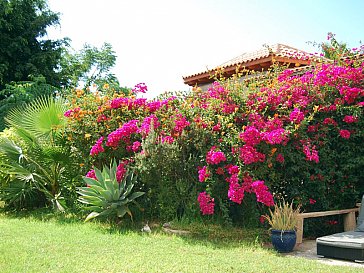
[343,211,356,231]
[296,217,304,244]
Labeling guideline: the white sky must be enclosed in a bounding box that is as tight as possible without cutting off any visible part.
[47,0,364,98]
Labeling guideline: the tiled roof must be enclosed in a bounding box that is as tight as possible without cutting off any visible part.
[221,44,310,67]
[183,44,313,81]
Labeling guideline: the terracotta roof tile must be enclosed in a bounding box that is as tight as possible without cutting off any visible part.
[183,44,313,80]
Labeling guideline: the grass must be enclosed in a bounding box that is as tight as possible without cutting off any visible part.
[0,211,362,273]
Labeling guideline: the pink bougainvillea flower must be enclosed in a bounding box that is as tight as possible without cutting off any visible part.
[323,118,337,126]
[212,123,221,132]
[339,129,351,139]
[131,141,141,152]
[140,115,160,136]
[173,114,190,134]
[343,115,358,123]
[132,82,148,94]
[197,192,214,215]
[106,120,139,147]
[198,166,210,182]
[64,109,73,117]
[227,165,239,175]
[239,126,262,146]
[276,153,285,163]
[289,108,304,124]
[263,128,288,145]
[85,169,97,180]
[116,161,128,183]
[206,147,226,165]
[339,86,363,104]
[302,142,319,163]
[251,180,274,206]
[161,136,174,144]
[90,137,105,156]
[239,145,266,165]
[228,181,245,204]
[215,167,225,175]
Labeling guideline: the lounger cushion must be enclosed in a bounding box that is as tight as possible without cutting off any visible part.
[356,221,364,232]
[316,231,364,249]
[357,195,364,227]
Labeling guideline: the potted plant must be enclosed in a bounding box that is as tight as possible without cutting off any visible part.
[263,200,301,253]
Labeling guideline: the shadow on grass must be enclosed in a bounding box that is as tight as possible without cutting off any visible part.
[0,208,271,250]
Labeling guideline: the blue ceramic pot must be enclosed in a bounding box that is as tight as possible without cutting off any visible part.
[270,229,296,253]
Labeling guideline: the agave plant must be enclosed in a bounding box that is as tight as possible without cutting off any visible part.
[77,160,145,222]
[0,96,71,211]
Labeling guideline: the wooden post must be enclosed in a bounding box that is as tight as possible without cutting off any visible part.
[343,211,357,231]
[296,216,304,244]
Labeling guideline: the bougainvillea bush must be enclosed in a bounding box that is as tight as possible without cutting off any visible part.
[64,41,364,227]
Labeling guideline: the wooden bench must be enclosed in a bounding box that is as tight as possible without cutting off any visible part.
[296,207,360,244]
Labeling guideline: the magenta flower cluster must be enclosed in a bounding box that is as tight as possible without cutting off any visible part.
[251,181,274,206]
[197,192,214,215]
[90,137,105,156]
[132,82,148,94]
[198,166,210,182]
[106,120,139,147]
[116,161,128,182]
[206,147,227,165]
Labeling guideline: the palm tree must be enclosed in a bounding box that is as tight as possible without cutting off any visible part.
[0,96,72,211]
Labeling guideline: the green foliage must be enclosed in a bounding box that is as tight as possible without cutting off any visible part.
[0,96,76,210]
[135,127,200,221]
[0,76,57,131]
[59,42,118,89]
[77,160,144,222]
[0,0,67,88]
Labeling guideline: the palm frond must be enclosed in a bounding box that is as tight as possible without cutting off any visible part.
[0,137,24,162]
[5,96,67,142]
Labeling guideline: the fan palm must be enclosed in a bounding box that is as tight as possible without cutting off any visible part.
[0,96,71,211]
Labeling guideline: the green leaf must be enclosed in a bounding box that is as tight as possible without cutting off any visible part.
[94,167,104,184]
[117,206,127,218]
[128,191,145,201]
[78,196,105,206]
[84,212,100,222]
[99,190,114,202]
[122,184,134,199]
[82,177,103,188]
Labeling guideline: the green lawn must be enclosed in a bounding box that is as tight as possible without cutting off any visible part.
[0,213,362,273]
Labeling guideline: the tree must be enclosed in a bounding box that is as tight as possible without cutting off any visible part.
[0,0,67,89]
[59,42,119,89]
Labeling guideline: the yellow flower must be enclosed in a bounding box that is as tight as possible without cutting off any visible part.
[85,133,91,139]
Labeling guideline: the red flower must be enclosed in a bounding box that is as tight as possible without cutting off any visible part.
[309,198,316,205]
[339,129,351,139]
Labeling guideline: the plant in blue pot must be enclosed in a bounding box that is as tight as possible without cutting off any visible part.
[263,201,301,253]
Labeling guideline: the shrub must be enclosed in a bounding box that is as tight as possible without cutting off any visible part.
[63,36,364,229]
